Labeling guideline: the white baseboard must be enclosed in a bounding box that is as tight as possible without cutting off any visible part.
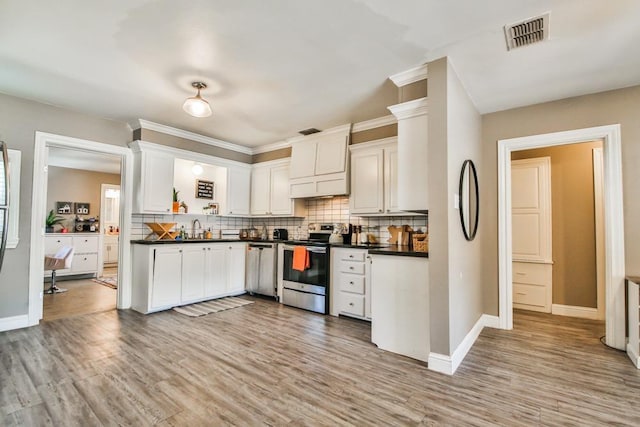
[627,343,640,369]
[551,304,599,320]
[0,314,29,332]
[428,314,496,375]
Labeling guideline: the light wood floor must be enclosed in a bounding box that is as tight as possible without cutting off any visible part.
[43,278,116,321]
[2,301,639,426]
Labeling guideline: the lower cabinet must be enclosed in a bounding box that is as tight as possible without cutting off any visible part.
[44,233,99,277]
[330,248,371,321]
[103,235,119,264]
[370,254,429,362]
[512,261,552,313]
[132,242,247,314]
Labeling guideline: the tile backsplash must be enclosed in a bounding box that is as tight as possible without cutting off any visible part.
[131,195,427,244]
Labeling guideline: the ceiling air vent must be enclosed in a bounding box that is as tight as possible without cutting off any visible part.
[298,128,321,136]
[504,13,550,50]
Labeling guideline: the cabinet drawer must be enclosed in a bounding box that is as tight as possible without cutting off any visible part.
[73,235,99,253]
[339,274,365,294]
[339,261,365,275]
[45,236,73,255]
[513,283,546,307]
[340,293,365,317]
[71,253,98,273]
[512,262,551,285]
[340,251,366,262]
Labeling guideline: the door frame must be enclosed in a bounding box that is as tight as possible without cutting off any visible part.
[28,132,133,326]
[99,183,121,276]
[497,124,625,349]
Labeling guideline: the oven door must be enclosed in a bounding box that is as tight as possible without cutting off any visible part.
[282,245,328,288]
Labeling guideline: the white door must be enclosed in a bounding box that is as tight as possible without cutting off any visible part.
[511,157,552,312]
[250,166,271,215]
[269,164,292,215]
[289,141,317,179]
[315,134,347,176]
[142,151,173,213]
[181,245,207,303]
[227,244,246,294]
[350,148,384,214]
[151,247,182,309]
[205,245,227,297]
[227,167,251,215]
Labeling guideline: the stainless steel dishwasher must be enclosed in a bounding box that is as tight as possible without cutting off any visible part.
[246,242,277,298]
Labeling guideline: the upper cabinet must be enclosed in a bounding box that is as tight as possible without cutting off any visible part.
[251,159,304,217]
[224,166,251,216]
[349,139,401,216]
[289,124,351,198]
[131,142,174,214]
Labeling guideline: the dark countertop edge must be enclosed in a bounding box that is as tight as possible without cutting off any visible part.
[131,238,251,245]
[368,247,429,258]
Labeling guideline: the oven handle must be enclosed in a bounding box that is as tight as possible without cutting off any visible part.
[283,245,327,254]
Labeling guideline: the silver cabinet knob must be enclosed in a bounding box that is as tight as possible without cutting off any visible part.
[378,209,383,213]
[349,302,354,306]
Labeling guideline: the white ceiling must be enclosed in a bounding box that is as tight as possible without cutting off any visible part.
[48,147,121,174]
[1,0,639,148]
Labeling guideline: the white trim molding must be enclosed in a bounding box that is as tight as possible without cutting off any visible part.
[551,304,599,320]
[497,124,625,351]
[627,343,640,369]
[351,115,397,133]
[6,149,21,248]
[134,119,253,155]
[0,314,29,332]
[29,132,134,327]
[428,314,497,375]
[251,140,290,155]
[389,64,429,87]
[388,98,429,120]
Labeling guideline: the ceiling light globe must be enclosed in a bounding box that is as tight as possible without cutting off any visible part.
[183,96,212,118]
[192,164,204,175]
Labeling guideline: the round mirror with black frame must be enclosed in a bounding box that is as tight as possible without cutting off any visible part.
[459,159,479,241]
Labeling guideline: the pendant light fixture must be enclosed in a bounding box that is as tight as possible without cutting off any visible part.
[183,82,212,118]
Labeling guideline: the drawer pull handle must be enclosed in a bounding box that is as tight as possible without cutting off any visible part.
[516,272,526,276]
[350,281,354,285]
[349,255,354,258]
[349,266,354,270]
[349,302,354,306]
[516,292,527,295]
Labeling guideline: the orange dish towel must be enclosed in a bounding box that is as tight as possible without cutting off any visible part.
[292,246,310,271]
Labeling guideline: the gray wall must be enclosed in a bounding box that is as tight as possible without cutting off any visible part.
[482,85,640,315]
[0,93,131,318]
[427,57,484,355]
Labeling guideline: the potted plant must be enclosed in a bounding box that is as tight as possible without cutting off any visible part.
[173,188,180,213]
[45,209,65,233]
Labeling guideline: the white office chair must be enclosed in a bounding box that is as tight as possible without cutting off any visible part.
[44,246,74,294]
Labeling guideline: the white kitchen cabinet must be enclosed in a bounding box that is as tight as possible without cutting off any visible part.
[512,261,552,313]
[225,166,251,216]
[44,234,99,277]
[251,160,304,217]
[388,98,428,212]
[103,235,119,265]
[289,124,351,198]
[132,242,247,314]
[349,139,401,215]
[370,254,429,362]
[330,248,371,321]
[131,145,174,214]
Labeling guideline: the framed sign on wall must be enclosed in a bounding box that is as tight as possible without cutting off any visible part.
[196,179,214,199]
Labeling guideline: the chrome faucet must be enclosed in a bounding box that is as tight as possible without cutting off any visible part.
[192,219,201,239]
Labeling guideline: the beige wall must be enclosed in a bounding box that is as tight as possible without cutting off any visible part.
[351,124,398,145]
[47,167,121,232]
[0,92,131,318]
[399,80,428,103]
[252,147,291,163]
[482,85,640,315]
[512,142,602,308]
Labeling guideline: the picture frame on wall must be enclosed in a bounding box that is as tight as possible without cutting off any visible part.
[75,202,90,215]
[196,179,214,199]
[56,201,73,214]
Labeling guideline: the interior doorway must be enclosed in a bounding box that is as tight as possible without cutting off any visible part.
[497,125,626,350]
[28,132,133,327]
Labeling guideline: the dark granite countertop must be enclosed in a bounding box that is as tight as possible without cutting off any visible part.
[130,238,280,245]
[367,245,429,258]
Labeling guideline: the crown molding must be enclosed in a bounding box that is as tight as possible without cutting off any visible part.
[251,140,290,155]
[351,115,397,133]
[388,97,429,120]
[134,119,253,155]
[389,64,429,87]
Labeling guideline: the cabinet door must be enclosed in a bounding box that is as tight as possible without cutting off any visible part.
[205,245,228,298]
[227,167,251,215]
[181,245,207,303]
[45,235,73,255]
[289,141,317,179]
[350,148,384,214]
[227,244,246,294]
[384,145,401,214]
[269,164,292,215]
[250,166,271,215]
[315,134,347,175]
[151,247,182,309]
[142,151,174,213]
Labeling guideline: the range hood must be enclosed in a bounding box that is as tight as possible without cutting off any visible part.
[288,124,351,198]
